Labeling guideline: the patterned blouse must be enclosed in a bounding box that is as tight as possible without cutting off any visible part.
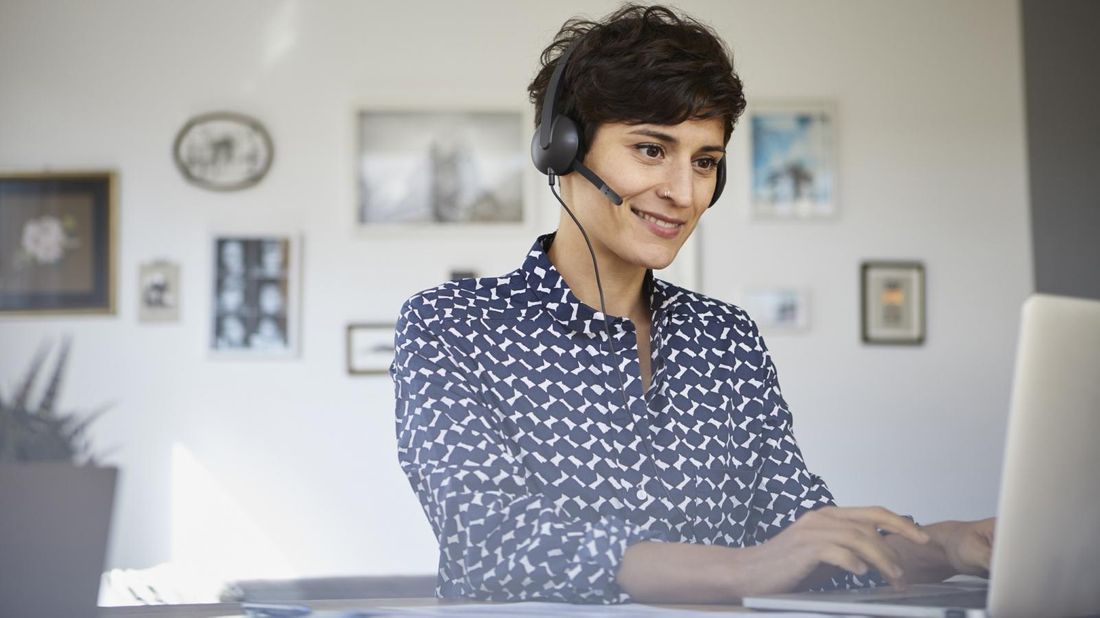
[392,233,884,603]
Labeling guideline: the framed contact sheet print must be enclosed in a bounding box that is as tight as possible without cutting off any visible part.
[210,234,300,357]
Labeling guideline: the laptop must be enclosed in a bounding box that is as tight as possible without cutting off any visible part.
[744,294,1100,617]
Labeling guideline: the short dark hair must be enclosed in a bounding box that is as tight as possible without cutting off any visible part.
[527,4,747,156]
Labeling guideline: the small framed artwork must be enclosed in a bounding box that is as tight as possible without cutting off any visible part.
[861,261,925,345]
[347,323,396,375]
[740,287,810,332]
[0,172,116,315]
[356,110,526,229]
[138,260,180,322]
[750,101,838,220]
[210,234,300,357]
[173,111,274,191]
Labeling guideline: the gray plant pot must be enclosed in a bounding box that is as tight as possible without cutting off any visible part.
[0,463,117,618]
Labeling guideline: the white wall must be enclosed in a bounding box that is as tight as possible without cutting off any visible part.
[709,1,1032,523]
[0,0,1031,583]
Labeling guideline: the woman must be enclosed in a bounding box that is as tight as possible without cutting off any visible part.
[392,4,994,604]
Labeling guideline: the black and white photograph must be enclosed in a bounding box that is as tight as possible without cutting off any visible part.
[346,323,396,375]
[210,235,299,356]
[138,260,179,322]
[861,261,925,345]
[740,287,810,332]
[750,101,837,220]
[357,110,525,227]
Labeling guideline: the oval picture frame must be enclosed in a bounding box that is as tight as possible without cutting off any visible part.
[172,111,274,191]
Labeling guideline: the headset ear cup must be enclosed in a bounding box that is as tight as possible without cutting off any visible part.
[708,156,727,207]
[531,114,581,176]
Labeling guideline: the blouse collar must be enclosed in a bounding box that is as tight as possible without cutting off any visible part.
[521,232,674,336]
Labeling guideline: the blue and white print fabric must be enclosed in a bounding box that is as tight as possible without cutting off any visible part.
[392,233,884,603]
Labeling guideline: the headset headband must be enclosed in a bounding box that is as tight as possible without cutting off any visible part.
[539,43,576,150]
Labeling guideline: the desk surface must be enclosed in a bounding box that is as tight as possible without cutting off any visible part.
[98,598,753,617]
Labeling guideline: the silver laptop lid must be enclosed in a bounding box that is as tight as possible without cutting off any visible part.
[988,294,1100,617]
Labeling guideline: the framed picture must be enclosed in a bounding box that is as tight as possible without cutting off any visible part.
[750,101,838,220]
[346,323,396,375]
[740,287,810,332]
[173,111,274,191]
[0,172,116,315]
[210,234,300,357]
[356,110,525,228]
[861,261,925,345]
[138,260,180,322]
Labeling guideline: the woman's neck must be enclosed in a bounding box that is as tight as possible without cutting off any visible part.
[547,225,650,322]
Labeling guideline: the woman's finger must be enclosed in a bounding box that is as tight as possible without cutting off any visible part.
[821,525,908,589]
[832,506,931,545]
[815,545,871,579]
[978,545,993,570]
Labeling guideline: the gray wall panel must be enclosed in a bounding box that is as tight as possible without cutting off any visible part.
[1023,0,1100,300]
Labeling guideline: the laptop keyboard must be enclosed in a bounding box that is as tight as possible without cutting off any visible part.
[860,589,988,609]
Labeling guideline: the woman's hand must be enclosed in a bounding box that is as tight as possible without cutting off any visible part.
[618,510,994,602]
[935,517,995,577]
[731,506,931,597]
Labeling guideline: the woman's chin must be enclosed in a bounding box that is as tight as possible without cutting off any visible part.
[636,247,678,271]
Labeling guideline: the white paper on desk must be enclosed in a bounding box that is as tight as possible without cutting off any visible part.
[307,601,865,617]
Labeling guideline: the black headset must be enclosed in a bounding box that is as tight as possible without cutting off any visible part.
[530,42,727,208]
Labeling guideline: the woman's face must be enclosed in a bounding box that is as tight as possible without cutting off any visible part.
[562,117,725,270]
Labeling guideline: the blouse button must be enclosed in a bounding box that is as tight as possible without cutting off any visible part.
[636,488,648,501]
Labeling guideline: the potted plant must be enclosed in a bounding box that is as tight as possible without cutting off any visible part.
[0,338,118,618]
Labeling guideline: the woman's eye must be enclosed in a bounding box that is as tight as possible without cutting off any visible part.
[638,144,664,158]
[695,157,718,171]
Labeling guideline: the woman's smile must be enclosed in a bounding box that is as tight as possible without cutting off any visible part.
[631,207,686,239]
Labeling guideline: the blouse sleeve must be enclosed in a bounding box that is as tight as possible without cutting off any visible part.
[391,295,664,603]
[740,318,887,592]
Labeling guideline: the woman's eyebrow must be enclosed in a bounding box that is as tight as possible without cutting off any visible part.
[628,128,678,143]
[626,128,725,153]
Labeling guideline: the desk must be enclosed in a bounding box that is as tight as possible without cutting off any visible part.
[98,598,753,617]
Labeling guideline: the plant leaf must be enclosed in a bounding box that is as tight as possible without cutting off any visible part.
[39,336,72,415]
[2,339,108,463]
[12,342,50,411]
[64,403,112,448]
